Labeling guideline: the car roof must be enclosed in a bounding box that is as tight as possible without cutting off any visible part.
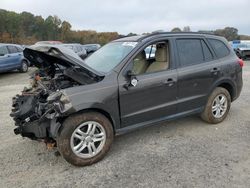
[0,43,22,47]
[114,35,144,42]
[82,44,100,46]
[36,41,62,44]
[114,32,225,42]
[62,43,81,46]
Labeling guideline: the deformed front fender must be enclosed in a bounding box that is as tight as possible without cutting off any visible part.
[61,80,121,131]
[72,101,119,127]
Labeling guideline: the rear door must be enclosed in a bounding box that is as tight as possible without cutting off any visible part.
[7,45,22,69]
[175,37,220,113]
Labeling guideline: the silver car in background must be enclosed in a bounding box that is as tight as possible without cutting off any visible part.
[82,44,101,54]
[234,43,250,60]
[61,43,87,59]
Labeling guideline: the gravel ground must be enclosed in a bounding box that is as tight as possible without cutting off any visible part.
[0,62,250,188]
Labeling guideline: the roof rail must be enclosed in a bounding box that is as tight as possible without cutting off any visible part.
[139,31,216,41]
[151,31,215,35]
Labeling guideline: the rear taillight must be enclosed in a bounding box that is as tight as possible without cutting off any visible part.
[238,59,244,67]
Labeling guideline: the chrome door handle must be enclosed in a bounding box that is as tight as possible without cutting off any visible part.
[210,67,220,73]
[163,78,175,86]
[210,67,220,75]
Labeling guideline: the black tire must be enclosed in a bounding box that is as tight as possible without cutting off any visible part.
[57,112,114,166]
[19,60,28,73]
[201,87,231,124]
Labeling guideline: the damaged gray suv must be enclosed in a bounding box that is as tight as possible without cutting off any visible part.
[10,33,243,166]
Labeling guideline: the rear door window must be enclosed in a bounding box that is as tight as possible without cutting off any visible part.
[208,39,230,58]
[176,39,204,67]
[7,46,18,54]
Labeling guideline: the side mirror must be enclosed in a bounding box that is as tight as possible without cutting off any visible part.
[0,53,5,56]
[124,70,138,89]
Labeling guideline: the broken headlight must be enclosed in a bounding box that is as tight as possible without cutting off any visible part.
[47,91,62,102]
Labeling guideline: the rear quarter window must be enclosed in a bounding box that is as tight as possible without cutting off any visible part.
[208,39,230,58]
[16,47,23,52]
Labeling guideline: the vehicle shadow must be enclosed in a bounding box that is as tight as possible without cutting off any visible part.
[0,70,19,76]
[110,115,208,155]
[0,113,226,172]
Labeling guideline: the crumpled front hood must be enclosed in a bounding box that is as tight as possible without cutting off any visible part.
[23,45,103,76]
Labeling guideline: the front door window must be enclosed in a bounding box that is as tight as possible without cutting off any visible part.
[131,41,170,75]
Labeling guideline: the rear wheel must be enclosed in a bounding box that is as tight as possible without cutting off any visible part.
[19,60,28,73]
[57,112,114,166]
[201,87,231,124]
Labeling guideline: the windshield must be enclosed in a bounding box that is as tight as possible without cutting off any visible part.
[83,41,138,73]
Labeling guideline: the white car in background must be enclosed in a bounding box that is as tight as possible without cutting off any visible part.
[144,45,156,59]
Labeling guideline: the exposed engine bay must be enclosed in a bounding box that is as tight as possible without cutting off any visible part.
[10,45,103,140]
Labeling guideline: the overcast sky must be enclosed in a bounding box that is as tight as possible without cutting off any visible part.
[1,0,250,35]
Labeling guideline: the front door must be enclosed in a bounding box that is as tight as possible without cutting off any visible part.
[0,46,12,72]
[119,70,178,127]
[118,39,178,127]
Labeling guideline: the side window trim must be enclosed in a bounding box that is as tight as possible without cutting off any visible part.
[135,68,176,79]
[204,38,217,58]
[7,45,18,54]
[200,40,205,61]
[14,46,19,53]
[207,38,230,59]
[121,37,175,76]
[176,37,204,68]
[16,47,23,53]
[200,39,214,61]
[175,37,215,68]
[6,46,12,54]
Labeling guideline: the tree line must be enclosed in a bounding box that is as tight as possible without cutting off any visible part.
[171,26,250,41]
[0,9,249,45]
[0,9,120,45]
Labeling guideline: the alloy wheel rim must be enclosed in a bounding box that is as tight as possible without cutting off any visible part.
[70,121,106,158]
[212,94,228,118]
[22,62,27,71]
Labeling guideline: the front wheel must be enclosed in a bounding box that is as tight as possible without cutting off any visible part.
[201,87,231,124]
[57,112,114,166]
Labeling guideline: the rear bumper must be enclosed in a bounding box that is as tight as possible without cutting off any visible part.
[233,70,243,101]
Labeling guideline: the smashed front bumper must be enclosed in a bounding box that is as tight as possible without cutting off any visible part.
[14,119,51,139]
[10,91,74,140]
